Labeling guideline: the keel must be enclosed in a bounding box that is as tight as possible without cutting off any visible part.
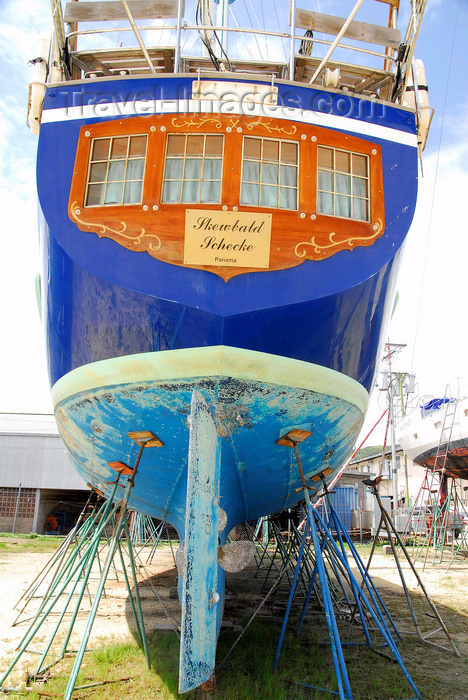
[179,391,222,693]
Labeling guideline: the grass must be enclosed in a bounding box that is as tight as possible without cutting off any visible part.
[3,541,468,699]
[0,532,63,553]
[13,615,464,700]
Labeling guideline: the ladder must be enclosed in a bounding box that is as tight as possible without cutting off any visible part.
[420,390,458,567]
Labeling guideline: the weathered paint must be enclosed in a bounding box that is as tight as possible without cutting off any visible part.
[54,369,364,537]
[179,391,221,693]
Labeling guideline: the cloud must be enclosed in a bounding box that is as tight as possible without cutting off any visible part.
[387,103,468,397]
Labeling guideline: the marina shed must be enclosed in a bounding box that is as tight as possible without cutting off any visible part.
[0,413,89,534]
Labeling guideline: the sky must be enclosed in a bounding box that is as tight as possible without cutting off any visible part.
[0,0,467,436]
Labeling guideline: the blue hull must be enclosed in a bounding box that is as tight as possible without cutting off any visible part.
[53,350,366,533]
[37,70,418,544]
[36,71,419,691]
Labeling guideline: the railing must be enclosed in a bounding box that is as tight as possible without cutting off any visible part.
[49,0,425,100]
[65,24,397,69]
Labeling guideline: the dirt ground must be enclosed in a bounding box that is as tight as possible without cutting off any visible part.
[0,543,467,696]
[0,545,181,685]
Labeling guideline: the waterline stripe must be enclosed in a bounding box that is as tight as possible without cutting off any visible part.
[52,345,369,413]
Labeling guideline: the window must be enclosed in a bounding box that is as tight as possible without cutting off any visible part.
[240,137,298,210]
[85,135,147,207]
[162,134,224,204]
[317,146,369,221]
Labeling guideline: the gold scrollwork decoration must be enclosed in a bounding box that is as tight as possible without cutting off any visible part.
[295,218,384,258]
[246,119,297,136]
[170,117,223,130]
[71,203,161,251]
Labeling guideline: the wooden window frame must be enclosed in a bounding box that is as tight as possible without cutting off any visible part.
[317,146,370,222]
[239,135,300,211]
[161,133,225,205]
[68,114,385,277]
[85,133,148,208]
[313,131,383,233]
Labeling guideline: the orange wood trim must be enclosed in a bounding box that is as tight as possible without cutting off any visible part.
[68,113,385,281]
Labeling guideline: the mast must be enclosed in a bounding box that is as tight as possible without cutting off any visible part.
[216,0,231,56]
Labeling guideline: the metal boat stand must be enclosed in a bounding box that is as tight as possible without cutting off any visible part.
[11,492,129,627]
[252,518,288,586]
[252,516,335,613]
[128,512,179,567]
[11,490,102,626]
[0,430,163,699]
[365,477,460,657]
[273,431,421,700]
[421,476,468,568]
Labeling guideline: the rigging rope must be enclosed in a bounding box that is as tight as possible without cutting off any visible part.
[230,8,256,62]
[196,0,232,71]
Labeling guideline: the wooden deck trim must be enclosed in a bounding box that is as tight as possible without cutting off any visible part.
[294,8,401,49]
[64,0,184,23]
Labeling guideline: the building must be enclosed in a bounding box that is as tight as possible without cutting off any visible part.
[348,445,427,509]
[0,413,90,534]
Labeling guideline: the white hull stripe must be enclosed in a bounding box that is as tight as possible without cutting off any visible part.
[41,98,417,147]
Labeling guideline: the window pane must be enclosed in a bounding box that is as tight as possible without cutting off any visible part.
[89,162,108,183]
[281,142,298,165]
[260,185,278,207]
[336,194,351,217]
[92,139,111,161]
[318,170,333,192]
[240,183,259,206]
[129,135,147,157]
[186,135,204,155]
[353,198,368,220]
[163,134,224,203]
[318,191,333,215]
[104,182,124,205]
[335,151,350,173]
[203,159,222,179]
[280,164,297,187]
[108,160,126,181]
[262,140,279,162]
[126,159,145,180]
[241,137,298,210]
[317,147,369,221]
[164,158,184,179]
[182,180,200,202]
[86,183,105,206]
[262,163,279,185]
[86,135,148,208]
[162,180,181,202]
[167,135,185,156]
[205,135,223,156]
[280,187,296,209]
[352,154,367,177]
[318,146,333,169]
[353,177,367,197]
[110,138,128,159]
[244,138,261,160]
[336,173,351,195]
[201,181,221,203]
[184,158,203,179]
[124,180,143,203]
[242,161,260,182]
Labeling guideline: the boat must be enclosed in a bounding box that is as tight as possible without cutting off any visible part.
[28,0,429,691]
[397,396,468,480]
